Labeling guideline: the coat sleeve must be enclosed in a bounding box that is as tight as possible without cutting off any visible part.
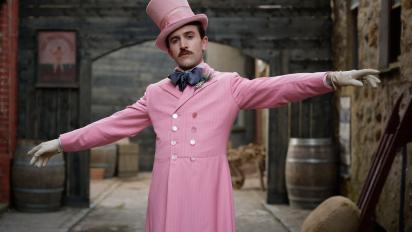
[59,87,152,152]
[230,72,333,110]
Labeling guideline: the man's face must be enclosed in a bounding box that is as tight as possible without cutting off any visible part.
[167,24,208,70]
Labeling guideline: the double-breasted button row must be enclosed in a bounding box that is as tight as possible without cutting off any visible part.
[169,113,198,161]
[171,114,178,161]
[170,139,195,146]
[170,155,197,162]
[190,113,198,146]
[171,114,178,132]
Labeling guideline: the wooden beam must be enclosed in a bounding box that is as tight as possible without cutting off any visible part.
[21,6,330,18]
[64,52,91,207]
[22,0,330,9]
[266,52,290,204]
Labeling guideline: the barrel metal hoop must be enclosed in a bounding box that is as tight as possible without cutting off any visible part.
[286,184,336,191]
[287,158,337,164]
[289,138,332,146]
[13,187,64,194]
[288,196,325,202]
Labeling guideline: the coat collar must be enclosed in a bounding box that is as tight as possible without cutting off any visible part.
[159,78,182,98]
[159,62,217,99]
[158,62,220,112]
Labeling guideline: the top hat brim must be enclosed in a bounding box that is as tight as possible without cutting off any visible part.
[155,14,208,52]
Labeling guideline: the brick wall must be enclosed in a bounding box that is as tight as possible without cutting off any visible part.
[0,0,18,205]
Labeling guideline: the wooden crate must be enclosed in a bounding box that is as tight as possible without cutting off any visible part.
[90,144,117,178]
[117,143,139,177]
[90,168,105,180]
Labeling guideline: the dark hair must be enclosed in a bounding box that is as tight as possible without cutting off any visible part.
[166,21,206,49]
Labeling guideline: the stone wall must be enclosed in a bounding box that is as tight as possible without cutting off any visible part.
[331,0,412,231]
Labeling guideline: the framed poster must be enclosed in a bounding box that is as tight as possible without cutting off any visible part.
[37,31,78,87]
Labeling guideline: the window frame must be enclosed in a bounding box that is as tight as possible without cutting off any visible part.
[350,0,359,69]
[379,0,401,69]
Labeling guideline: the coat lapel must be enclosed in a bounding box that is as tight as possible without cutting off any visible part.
[173,85,196,112]
[172,77,219,112]
[160,63,221,112]
[193,77,218,96]
[159,79,182,99]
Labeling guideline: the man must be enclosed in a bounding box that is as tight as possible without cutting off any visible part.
[28,0,380,231]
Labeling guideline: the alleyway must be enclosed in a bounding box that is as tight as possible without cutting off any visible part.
[0,172,310,232]
[71,173,288,232]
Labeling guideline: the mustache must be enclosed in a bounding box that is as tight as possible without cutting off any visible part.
[178,49,193,57]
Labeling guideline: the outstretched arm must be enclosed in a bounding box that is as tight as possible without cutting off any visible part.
[59,95,151,152]
[28,88,152,167]
[230,69,380,110]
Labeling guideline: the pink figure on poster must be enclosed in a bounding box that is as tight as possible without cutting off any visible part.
[52,46,64,73]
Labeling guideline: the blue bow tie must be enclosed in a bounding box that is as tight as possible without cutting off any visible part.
[168,67,206,92]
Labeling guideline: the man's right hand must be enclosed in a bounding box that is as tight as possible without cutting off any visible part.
[27,139,63,168]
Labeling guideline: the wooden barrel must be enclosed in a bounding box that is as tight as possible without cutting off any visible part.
[12,141,65,212]
[285,138,338,209]
[90,144,117,178]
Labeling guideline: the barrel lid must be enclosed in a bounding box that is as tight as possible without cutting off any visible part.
[289,138,332,146]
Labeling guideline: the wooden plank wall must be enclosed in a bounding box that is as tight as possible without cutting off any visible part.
[18,0,332,205]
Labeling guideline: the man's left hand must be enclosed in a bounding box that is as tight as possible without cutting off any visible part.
[327,69,381,89]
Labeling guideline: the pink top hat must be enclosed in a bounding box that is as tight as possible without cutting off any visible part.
[146,0,208,52]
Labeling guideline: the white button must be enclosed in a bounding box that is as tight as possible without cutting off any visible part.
[172,126,178,132]
[190,157,196,161]
[172,114,178,119]
[190,139,196,145]
[171,140,177,145]
[171,155,177,160]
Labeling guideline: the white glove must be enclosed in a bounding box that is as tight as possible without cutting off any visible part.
[27,139,63,168]
[328,69,381,89]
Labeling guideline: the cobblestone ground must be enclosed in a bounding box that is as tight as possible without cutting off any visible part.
[71,172,288,232]
[234,184,288,232]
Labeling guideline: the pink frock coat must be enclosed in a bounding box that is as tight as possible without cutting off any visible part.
[59,63,333,232]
